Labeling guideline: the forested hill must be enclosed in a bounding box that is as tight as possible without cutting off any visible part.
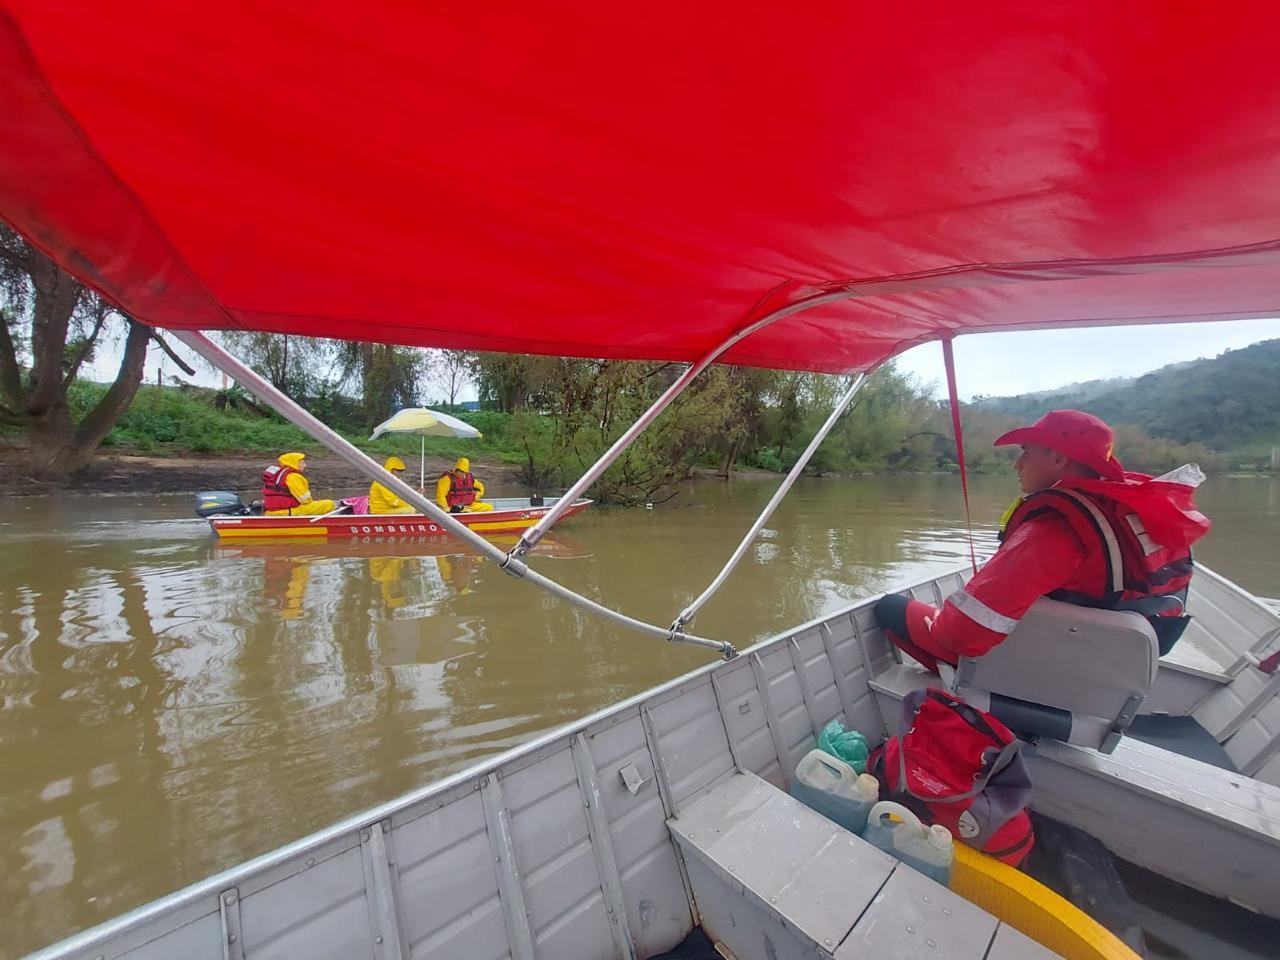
[972,339,1280,454]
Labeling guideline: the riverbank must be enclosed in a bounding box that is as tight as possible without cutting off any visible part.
[0,450,789,498]
[0,448,531,498]
[6,447,1268,499]
[12,437,1280,499]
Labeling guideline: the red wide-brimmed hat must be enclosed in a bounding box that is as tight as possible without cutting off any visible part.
[994,410,1124,480]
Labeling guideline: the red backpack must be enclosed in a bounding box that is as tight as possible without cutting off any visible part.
[869,688,1035,867]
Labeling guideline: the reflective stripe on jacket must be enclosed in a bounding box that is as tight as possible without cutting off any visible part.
[929,481,1201,659]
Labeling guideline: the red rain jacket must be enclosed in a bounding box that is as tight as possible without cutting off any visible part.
[928,474,1210,659]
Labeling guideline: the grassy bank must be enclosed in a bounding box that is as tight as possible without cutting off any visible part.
[7,380,1272,484]
[71,382,533,466]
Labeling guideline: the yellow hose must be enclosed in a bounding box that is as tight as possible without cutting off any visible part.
[951,843,1140,960]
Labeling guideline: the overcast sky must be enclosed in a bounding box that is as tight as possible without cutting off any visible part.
[893,317,1280,401]
[90,317,1280,405]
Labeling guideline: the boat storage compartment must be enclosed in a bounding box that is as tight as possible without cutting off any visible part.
[668,771,1055,960]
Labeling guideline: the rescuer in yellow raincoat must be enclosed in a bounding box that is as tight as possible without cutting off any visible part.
[262,452,336,516]
[369,456,417,514]
[436,457,494,512]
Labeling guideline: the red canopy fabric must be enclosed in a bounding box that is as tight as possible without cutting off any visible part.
[3,3,1280,373]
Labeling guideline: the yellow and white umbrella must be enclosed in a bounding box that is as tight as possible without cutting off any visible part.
[369,408,482,488]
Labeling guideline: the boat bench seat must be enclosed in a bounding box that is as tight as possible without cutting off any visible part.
[951,598,1159,754]
[668,771,1056,960]
[871,597,1159,754]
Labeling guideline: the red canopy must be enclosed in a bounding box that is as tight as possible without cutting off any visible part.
[3,3,1280,373]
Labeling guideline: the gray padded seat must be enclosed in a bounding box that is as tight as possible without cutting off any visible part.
[949,597,1160,753]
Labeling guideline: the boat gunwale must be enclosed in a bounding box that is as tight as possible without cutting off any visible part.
[1189,564,1280,674]
[206,497,593,526]
[206,499,594,542]
[27,560,1280,958]
[29,561,906,959]
[1031,737,1280,838]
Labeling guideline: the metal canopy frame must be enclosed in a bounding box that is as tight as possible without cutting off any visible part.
[178,298,870,662]
[672,373,868,633]
[176,331,737,657]
[506,288,875,561]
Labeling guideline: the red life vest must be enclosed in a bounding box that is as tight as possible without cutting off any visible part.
[1000,480,1200,652]
[443,469,477,508]
[262,464,302,511]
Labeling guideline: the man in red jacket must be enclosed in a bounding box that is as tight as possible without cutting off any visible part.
[876,410,1211,672]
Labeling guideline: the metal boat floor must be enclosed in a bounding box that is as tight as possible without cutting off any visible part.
[652,927,721,959]
[1117,858,1280,960]
[1126,715,1237,771]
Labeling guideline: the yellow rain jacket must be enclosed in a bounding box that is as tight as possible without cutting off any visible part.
[370,456,417,514]
[264,452,337,516]
[435,457,494,512]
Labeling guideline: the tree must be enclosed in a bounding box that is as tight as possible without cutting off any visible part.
[501,357,778,504]
[771,371,807,459]
[331,340,426,428]
[425,349,475,405]
[0,224,154,475]
[471,352,554,412]
[218,331,325,397]
[713,366,776,477]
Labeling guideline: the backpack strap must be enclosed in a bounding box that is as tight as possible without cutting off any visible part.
[983,817,1035,862]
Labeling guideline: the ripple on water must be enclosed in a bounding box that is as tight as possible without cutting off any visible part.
[0,475,1276,958]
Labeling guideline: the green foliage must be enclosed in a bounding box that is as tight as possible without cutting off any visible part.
[56,338,1277,491]
[217,332,427,430]
[506,411,562,492]
[744,367,939,475]
[100,384,324,453]
[218,332,336,399]
[77,383,530,465]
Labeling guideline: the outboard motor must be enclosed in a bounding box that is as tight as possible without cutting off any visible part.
[194,491,250,518]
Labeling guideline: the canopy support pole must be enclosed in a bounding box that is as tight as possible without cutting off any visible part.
[671,373,867,633]
[942,337,978,575]
[420,435,426,492]
[174,330,736,659]
[509,288,865,560]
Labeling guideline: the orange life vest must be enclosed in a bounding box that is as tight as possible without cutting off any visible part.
[262,464,301,511]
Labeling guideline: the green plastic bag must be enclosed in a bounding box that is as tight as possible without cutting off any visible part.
[817,719,869,773]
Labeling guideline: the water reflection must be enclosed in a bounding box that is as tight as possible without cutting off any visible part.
[0,476,1276,957]
[264,552,312,620]
[0,553,187,955]
[214,531,589,623]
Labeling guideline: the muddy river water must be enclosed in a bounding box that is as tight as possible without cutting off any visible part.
[1,474,1277,957]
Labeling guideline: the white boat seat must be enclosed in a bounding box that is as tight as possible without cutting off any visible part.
[951,597,1159,754]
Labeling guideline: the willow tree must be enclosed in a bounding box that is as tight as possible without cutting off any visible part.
[335,340,426,428]
[218,331,319,397]
[0,224,155,475]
